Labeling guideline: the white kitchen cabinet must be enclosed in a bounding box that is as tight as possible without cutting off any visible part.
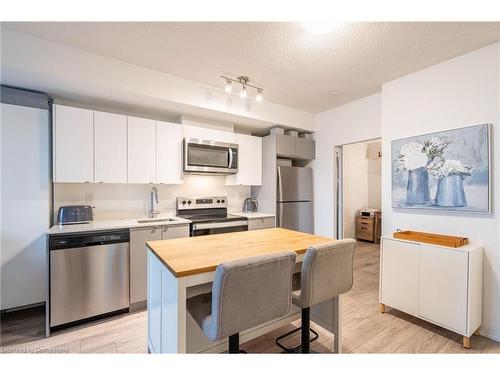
[128,117,157,184]
[380,237,483,348]
[130,227,162,305]
[225,133,262,186]
[295,137,315,160]
[380,238,420,316]
[130,225,189,305]
[276,134,315,160]
[94,111,128,183]
[183,124,235,143]
[247,216,275,230]
[54,105,94,183]
[157,121,183,184]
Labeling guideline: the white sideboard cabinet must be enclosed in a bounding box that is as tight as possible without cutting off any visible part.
[380,237,483,349]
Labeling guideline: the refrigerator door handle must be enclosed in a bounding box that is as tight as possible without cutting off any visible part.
[279,203,283,227]
[277,166,283,202]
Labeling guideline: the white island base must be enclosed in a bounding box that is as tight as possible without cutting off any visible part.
[147,251,342,353]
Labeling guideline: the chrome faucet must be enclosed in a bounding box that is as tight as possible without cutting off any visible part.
[150,187,160,218]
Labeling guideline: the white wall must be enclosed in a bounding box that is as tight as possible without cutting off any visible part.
[54,175,250,221]
[342,140,381,238]
[314,42,500,341]
[313,93,382,237]
[0,29,315,132]
[382,42,500,341]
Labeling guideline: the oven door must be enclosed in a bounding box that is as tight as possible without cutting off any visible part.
[192,220,248,237]
[184,138,238,175]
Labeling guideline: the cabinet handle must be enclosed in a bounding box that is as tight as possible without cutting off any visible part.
[85,181,91,184]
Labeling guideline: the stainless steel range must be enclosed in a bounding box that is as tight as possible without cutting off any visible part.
[176,196,248,236]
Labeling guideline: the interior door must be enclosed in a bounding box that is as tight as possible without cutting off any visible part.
[277,201,314,233]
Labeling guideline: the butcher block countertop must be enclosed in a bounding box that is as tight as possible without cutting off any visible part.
[146,228,334,277]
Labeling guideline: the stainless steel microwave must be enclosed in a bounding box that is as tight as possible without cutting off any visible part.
[183,138,238,175]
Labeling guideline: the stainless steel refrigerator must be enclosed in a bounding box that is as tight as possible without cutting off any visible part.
[277,166,314,233]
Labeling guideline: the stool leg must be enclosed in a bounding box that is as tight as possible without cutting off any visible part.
[229,333,239,354]
[301,307,310,353]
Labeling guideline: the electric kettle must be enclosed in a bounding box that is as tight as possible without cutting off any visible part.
[243,197,258,213]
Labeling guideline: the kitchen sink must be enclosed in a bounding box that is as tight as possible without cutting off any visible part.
[136,218,178,224]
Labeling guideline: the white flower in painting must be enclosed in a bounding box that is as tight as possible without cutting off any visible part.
[428,159,472,178]
[397,142,428,171]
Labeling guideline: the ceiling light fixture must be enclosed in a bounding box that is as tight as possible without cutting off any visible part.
[224,79,233,93]
[302,21,344,34]
[220,75,263,102]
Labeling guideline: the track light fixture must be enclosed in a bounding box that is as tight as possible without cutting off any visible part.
[220,75,263,102]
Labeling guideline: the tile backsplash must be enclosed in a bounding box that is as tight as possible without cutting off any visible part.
[54,175,251,221]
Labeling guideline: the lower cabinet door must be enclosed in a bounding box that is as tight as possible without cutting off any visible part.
[130,227,161,304]
[418,245,468,333]
[248,217,275,230]
[161,225,190,239]
[380,239,420,316]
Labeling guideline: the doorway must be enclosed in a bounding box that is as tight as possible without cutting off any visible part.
[335,138,382,241]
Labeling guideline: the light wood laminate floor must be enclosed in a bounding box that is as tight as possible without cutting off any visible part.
[1,241,499,354]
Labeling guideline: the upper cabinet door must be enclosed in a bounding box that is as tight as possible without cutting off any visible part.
[226,134,262,186]
[94,111,127,183]
[183,125,236,143]
[295,138,315,160]
[54,105,94,183]
[276,134,296,158]
[128,117,157,184]
[157,121,183,184]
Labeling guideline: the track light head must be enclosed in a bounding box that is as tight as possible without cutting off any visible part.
[224,80,233,93]
[256,89,263,102]
[240,85,247,98]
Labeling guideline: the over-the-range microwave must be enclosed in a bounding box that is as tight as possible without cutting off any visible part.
[183,138,238,175]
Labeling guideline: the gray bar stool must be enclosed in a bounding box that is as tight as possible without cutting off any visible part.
[276,239,356,353]
[187,252,297,353]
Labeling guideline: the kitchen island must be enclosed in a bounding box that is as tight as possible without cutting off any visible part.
[146,228,344,353]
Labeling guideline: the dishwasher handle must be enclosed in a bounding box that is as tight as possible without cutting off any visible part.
[49,230,130,250]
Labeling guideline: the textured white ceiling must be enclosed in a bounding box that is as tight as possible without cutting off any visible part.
[3,22,500,113]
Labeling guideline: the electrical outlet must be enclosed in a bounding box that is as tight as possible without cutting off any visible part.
[85,192,94,206]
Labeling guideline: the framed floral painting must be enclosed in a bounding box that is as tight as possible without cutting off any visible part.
[391,124,491,212]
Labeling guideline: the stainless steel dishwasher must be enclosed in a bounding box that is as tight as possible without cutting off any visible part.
[49,230,130,329]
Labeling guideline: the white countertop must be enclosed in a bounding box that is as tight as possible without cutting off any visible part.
[230,211,275,219]
[47,215,191,235]
[47,212,274,235]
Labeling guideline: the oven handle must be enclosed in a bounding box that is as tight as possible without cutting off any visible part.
[193,220,248,230]
[228,148,233,168]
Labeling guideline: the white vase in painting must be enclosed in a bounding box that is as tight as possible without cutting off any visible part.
[406,167,431,204]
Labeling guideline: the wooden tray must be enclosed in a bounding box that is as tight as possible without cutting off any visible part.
[393,230,469,248]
